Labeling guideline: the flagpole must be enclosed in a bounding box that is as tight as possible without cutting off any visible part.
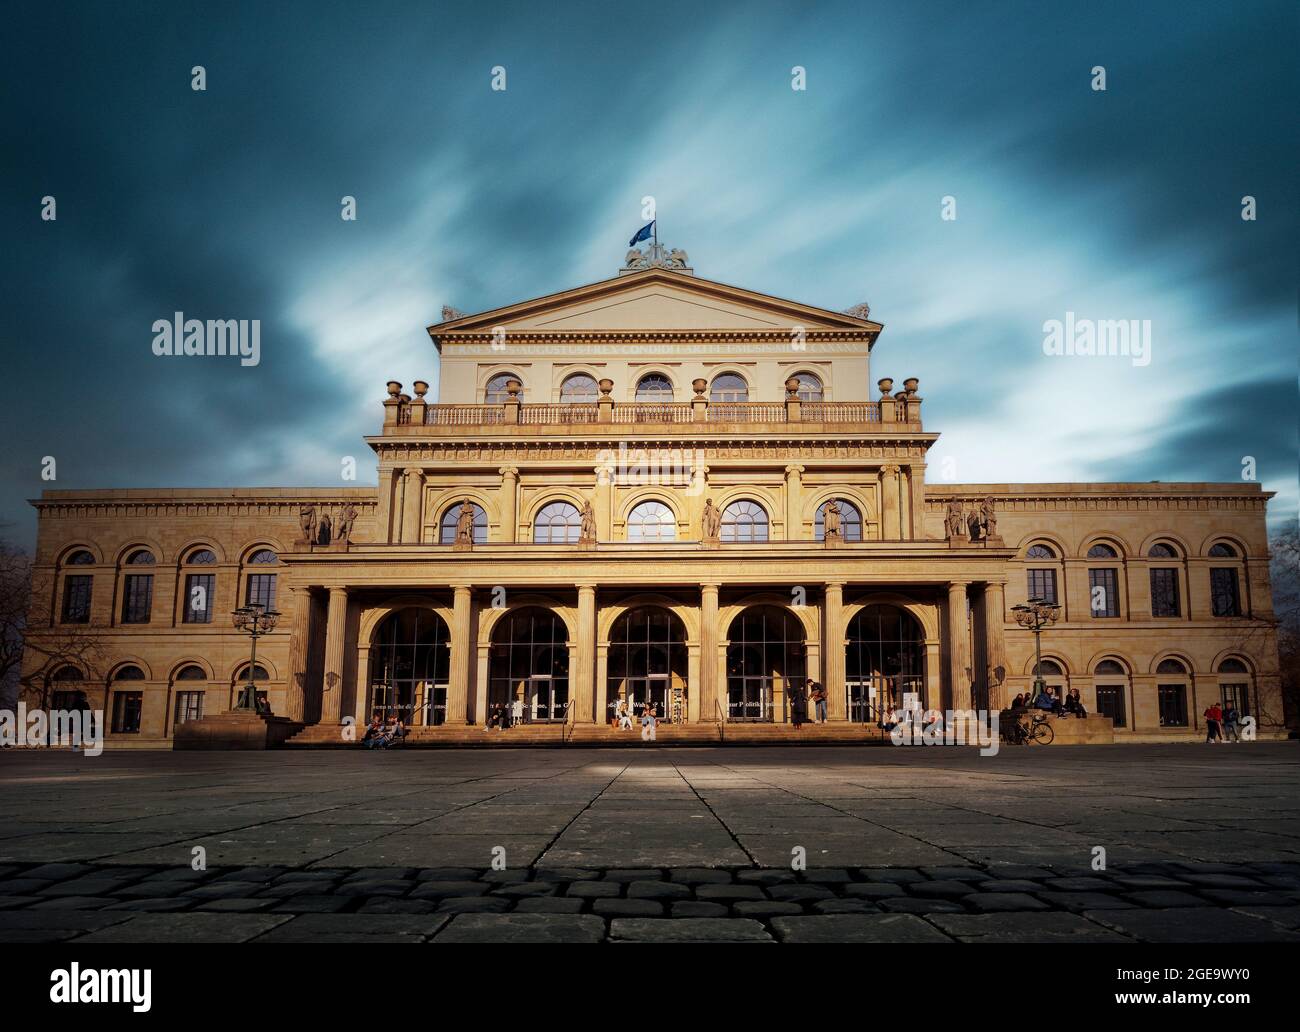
[653,216,658,251]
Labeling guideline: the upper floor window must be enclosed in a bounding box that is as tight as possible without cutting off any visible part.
[534,501,582,544]
[1148,542,1178,558]
[1025,544,1055,560]
[185,548,217,565]
[61,574,93,624]
[815,499,862,542]
[1086,543,1118,559]
[710,373,748,403]
[484,373,520,403]
[1150,567,1180,617]
[126,549,156,565]
[1210,567,1241,617]
[121,562,154,624]
[440,501,488,544]
[791,372,823,401]
[66,550,94,565]
[245,549,279,610]
[627,501,676,542]
[721,500,769,543]
[635,374,674,401]
[176,664,207,681]
[1088,568,1120,618]
[1024,543,1058,604]
[1208,542,1237,558]
[560,373,599,402]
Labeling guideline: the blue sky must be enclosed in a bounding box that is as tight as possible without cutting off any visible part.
[1,0,1295,547]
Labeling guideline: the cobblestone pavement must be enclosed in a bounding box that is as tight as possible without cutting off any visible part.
[1,743,1297,941]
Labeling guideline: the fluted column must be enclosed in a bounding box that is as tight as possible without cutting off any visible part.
[700,583,720,721]
[982,580,1008,710]
[575,584,596,722]
[824,581,845,719]
[946,581,971,710]
[447,585,473,724]
[401,468,424,543]
[498,466,518,543]
[881,464,902,539]
[285,586,313,720]
[321,587,349,723]
[784,464,804,539]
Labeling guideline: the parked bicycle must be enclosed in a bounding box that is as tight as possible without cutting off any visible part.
[1006,712,1055,745]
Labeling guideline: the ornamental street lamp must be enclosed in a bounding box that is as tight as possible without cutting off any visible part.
[231,602,280,712]
[1011,597,1061,698]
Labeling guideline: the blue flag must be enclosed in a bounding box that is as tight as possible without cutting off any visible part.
[629,220,655,247]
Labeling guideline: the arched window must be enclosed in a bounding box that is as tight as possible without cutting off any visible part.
[175,665,207,680]
[440,502,488,544]
[1208,545,1243,617]
[845,604,925,720]
[721,500,769,542]
[815,499,862,542]
[1095,659,1125,675]
[1025,543,1058,604]
[1093,660,1128,728]
[635,374,674,401]
[66,550,94,565]
[61,551,94,624]
[484,373,520,403]
[627,501,677,542]
[182,549,217,625]
[534,501,582,544]
[1087,544,1120,618]
[1208,542,1237,558]
[235,664,270,682]
[1218,658,1252,719]
[1149,543,1182,618]
[560,373,599,402]
[725,606,806,722]
[52,666,84,682]
[121,553,155,624]
[244,550,279,610]
[606,607,688,721]
[110,666,145,735]
[791,372,823,401]
[1147,542,1178,558]
[489,608,569,722]
[1156,658,1189,727]
[126,549,156,565]
[173,666,207,726]
[1086,543,1118,558]
[49,667,90,732]
[710,373,748,403]
[369,608,452,725]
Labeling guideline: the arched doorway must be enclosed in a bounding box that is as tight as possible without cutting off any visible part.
[725,606,806,722]
[607,607,688,723]
[845,604,925,722]
[368,608,451,725]
[489,607,570,723]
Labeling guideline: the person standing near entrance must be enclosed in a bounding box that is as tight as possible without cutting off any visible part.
[1204,701,1223,743]
[1223,704,1240,742]
[641,703,657,742]
[809,679,828,724]
[790,680,808,729]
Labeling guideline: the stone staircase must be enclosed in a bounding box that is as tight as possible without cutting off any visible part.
[282,721,893,748]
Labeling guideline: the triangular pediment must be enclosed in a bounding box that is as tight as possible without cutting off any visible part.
[430,269,882,336]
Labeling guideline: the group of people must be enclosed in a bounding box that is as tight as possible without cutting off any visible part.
[1203,702,1242,743]
[362,715,408,749]
[614,699,660,741]
[484,699,530,730]
[788,678,829,729]
[1009,685,1088,718]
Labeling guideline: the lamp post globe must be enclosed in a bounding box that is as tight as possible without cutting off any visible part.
[231,602,281,712]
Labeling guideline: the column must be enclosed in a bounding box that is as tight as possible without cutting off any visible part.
[401,468,424,543]
[823,582,846,719]
[982,581,1008,711]
[447,585,473,724]
[285,585,313,721]
[595,644,610,724]
[375,468,397,543]
[784,464,804,539]
[946,581,970,710]
[575,584,596,722]
[498,467,518,543]
[321,587,349,723]
[881,464,901,539]
[594,463,613,540]
[908,463,926,540]
[700,583,720,722]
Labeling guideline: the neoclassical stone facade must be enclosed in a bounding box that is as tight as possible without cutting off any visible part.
[21,252,1284,744]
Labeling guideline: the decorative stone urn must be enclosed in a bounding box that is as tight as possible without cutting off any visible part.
[877,378,894,396]
[785,377,801,398]
[505,379,522,398]
[598,378,614,396]
[413,380,429,398]
[386,380,402,398]
[692,378,707,396]
[903,377,919,395]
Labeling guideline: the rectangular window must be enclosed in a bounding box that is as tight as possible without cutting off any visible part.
[1094,685,1127,728]
[1027,568,1057,604]
[1210,568,1240,617]
[1088,568,1120,617]
[111,691,143,734]
[246,573,277,610]
[1150,568,1180,617]
[61,575,93,624]
[1220,683,1250,718]
[1157,684,1188,727]
[121,574,153,623]
[183,573,215,624]
[174,691,205,725]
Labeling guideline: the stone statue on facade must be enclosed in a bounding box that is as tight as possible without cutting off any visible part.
[624,248,648,270]
[316,512,333,546]
[664,248,690,269]
[336,504,358,544]
[843,302,872,320]
[579,500,597,544]
[701,498,723,542]
[945,501,966,540]
[979,496,999,541]
[298,504,317,545]
[441,305,466,322]
[823,498,843,545]
[455,500,476,547]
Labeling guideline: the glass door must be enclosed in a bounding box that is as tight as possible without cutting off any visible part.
[727,675,771,721]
